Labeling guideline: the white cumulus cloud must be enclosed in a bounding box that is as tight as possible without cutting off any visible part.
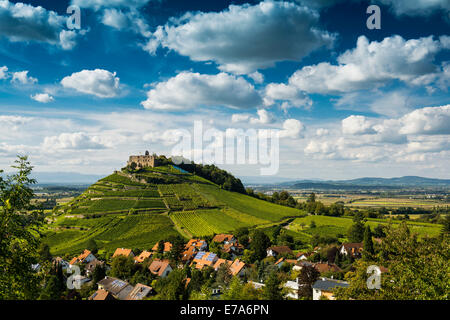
[61,69,121,98]
[141,72,262,110]
[285,35,449,94]
[31,93,54,103]
[145,0,335,74]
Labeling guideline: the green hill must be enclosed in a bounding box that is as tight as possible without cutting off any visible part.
[43,165,305,255]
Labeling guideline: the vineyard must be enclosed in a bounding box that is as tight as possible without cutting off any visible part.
[44,214,179,255]
[45,165,308,254]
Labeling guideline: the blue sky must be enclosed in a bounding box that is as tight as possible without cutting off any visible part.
[0,0,449,180]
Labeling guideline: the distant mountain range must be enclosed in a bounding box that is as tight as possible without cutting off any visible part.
[278,176,450,189]
[4,171,449,189]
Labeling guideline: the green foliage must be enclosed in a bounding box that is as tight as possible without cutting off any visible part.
[297,265,320,299]
[86,239,98,254]
[154,269,187,300]
[38,243,53,263]
[251,230,271,262]
[0,156,44,300]
[110,256,136,280]
[347,212,366,243]
[363,226,375,258]
[335,222,450,300]
[39,275,63,300]
[262,272,283,300]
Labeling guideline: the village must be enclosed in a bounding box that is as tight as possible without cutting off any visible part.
[40,231,379,301]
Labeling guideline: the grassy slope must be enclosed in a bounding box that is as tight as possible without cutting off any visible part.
[43,166,305,254]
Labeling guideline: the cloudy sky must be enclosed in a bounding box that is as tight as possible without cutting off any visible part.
[0,0,449,180]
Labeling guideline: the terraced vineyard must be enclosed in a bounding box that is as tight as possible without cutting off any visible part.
[170,208,271,236]
[44,165,306,254]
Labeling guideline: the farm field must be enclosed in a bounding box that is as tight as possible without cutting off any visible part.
[289,215,443,239]
[293,193,448,208]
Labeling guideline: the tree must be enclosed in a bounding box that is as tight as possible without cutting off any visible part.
[442,215,450,235]
[363,226,375,259]
[167,235,185,263]
[39,275,63,300]
[222,277,245,300]
[110,256,135,280]
[157,240,165,254]
[335,222,449,300]
[297,265,320,299]
[262,272,283,300]
[156,269,187,300]
[0,156,44,300]
[216,263,232,288]
[38,243,52,263]
[86,239,98,255]
[272,226,282,240]
[92,264,106,286]
[250,230,271,262]
[347,212,366,242]
[373,224,386,238]
[307,193,316,203]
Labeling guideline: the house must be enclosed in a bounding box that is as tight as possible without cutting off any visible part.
[69,249,96,265]
[212,234,236,245]
[213,258,233,271]
[191,252,218,270]
[339,243,363,258]
[229,259,246,277]
[152,241,172,253]
[125,283,153,300]
[85,259,105,276]
[275,258,297,269]
[248,281,265,290]
[222,242,244,258]
[284,280,301,299]
[97,276,134,300]
[134,250,152,263]
[314,262,342,274]
[312,277,349,300]
[293,260,315,271]
[89,289,116,300]
[112,248,134,259]
[266,246,293,257]
[149,259,173,278]
[296,252,309,261]
[185,238,208,251]
[182,246,197,263]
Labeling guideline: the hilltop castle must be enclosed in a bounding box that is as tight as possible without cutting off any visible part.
[127,151,159,168]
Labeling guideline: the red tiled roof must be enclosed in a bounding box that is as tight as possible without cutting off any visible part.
[90,289,115,300]
[229,259,246,276]
[212,234,234,243]
[113,248,133,258]
[149,259,171,277]
[152,242,172,252]
[134,250,152,263]
[268,246,293,254]
[69,249,93,265]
